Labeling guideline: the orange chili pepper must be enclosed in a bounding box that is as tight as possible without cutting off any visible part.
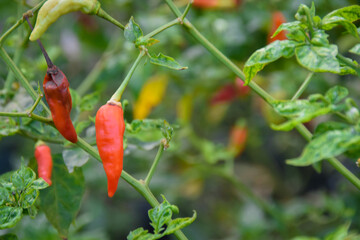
[95,101,125,197]
[268,11,287,44]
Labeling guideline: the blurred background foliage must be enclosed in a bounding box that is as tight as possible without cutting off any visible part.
[1,0,360,239]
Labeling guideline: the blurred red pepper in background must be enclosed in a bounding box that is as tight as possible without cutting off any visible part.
[267,11,287,44]
[210,77,250,105]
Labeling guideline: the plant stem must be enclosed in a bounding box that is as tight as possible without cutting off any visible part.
[181,0,193,22]
[303,5,314,37]
[164,0,360,191]
[18,130,64,144]
[0,46,50,115]
[144,18,180,39]
[0,111,51,123]
[110,51,145,102]
[96,8,125,30]
[145,142,165,186]
[291,72,314,100]
[24,16,53,67]
[0,0,46,45]
[28,92,43,114]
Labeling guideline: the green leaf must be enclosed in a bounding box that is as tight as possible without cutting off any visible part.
[349,44,360,55]
[0,206,23,229]
[11,166,36,191]
[39,154,85,238]
[324,86,348,104]
[164,211,197,235]
[31,178,49,190]
[287,128,360,166]
[322,5,360,27]
[313,121,349,139]
[124,16,143,42]
[79,92,100,112]
[149,53,187,70]
[27,205,38,219]
[127,228,160,240]
[244,40,298,84]
[0,233,18,240]
[295,44,340,73]
[75,120,92,134]
[126,119,175,143]
[199,139,233,164]
[19,188,38,209]
[322,16,359,38]
[271,100,332,131]
[148,196,175,234]
[0,188,10,206]
[310,30,329,46]
[62,148,89,173]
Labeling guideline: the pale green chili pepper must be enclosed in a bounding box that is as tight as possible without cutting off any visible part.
[29,0,101,41]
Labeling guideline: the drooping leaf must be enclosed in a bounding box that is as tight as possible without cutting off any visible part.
[124,17,143,42]
[62,148,89,173]
[149,53,187,70]
[244,40,298,84]
[272,21,306,42]
[163,211,197,235]
[295,44,341,73]
[287,128,360,166]
[39,154,85,238]
[0,206,23,229]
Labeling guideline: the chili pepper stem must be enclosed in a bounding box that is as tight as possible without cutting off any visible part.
[24,16,53,68]
[96,8,125,30]
[110,51,145,102]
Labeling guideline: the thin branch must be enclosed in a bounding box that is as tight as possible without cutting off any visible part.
[291,72,314,100]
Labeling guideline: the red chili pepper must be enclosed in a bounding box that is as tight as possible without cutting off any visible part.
[267,11,287,44]
[235,77,250,97]
[43,65,78,143]
[228,120,248,157]
[95,101,125,197]
[193,0,218,8]
[193,0,241,9]
[34,142,53,185]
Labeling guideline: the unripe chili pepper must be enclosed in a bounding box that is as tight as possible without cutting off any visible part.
[43,65,78,143]
[267,11,287,44]
[34,141,53,185]
[29,0,101,41]
[95,101,125,197]
[228,120,248,157]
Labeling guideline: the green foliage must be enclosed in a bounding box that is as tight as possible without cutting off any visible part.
[124,17,143,43]
[127,195,196,240]
[39,155,85,238]
[271,86,349,131]
[148,53,188,71]
[244,4,360,84]
[126,119,175,143]
[0,164,48,230]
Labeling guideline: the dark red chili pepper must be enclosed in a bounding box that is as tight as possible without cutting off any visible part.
[25,16,77,143]
[95,101,125,197]
[267,11,287,44]
[43,66,78,143]
[210,77,250,105]
[34,142,53,185]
